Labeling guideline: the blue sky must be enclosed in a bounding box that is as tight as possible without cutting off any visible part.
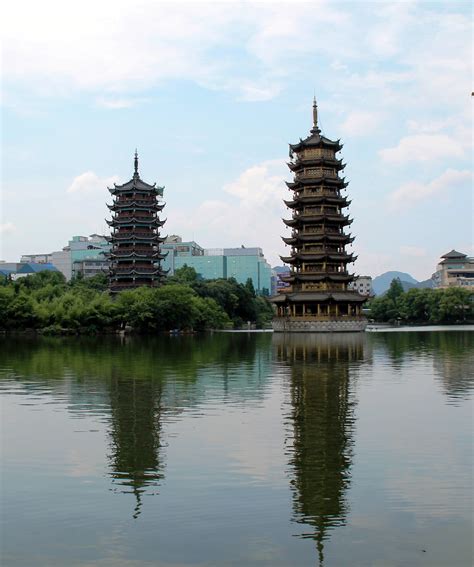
[2,0,472,280]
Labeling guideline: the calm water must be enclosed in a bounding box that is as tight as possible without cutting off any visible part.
[1,331,472,567]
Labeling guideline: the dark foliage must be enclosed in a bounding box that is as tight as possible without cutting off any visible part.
[368,278,473,324]
[0,267,273,334]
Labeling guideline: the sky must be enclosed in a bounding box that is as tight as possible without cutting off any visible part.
[1,0,472,280]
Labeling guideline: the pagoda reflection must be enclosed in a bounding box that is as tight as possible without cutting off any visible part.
[107,372,165,519]
[274,332,366,566]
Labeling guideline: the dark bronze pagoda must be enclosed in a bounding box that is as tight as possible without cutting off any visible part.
[271,100,366,332]
[107,152,167,292]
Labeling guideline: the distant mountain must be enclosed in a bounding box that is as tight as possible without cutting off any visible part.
[372,271,418,295]
[415,278,434,289]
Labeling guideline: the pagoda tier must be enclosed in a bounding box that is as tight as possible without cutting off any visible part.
[283,215,353,227]
[284,196,351,208]
[106,218,166,227]
[107,152,168,292]
[282,234,355,245]
[271,99,367,332]
[107,202,164,212]
[281,252,357,264]
[286,177,348,190]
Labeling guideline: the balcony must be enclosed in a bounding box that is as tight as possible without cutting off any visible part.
[295,168,337,180]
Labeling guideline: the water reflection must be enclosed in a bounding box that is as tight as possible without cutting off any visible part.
[275,333,367,566]
[108,374,165,518]
[0,333,273,519]
[371,331,474,402]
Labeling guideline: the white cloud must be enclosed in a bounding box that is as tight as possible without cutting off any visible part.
[237,82,282,102]
[340,111,383,137]
[95,97,149,109]
[380,134,465,164]
[171,159,289,266]
[67,171,120,195]
[0,222,16,234]
[388,169,472,211]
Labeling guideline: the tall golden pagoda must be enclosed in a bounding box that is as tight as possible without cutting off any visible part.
[271,100,367,332]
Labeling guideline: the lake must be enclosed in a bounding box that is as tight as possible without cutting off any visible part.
[1,330,472,567]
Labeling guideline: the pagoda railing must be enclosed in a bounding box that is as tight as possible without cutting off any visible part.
[300,228,342,235]
[115,197,158,204]
[112,267,159,274]
[112,231,157,237]
[299,246,342,254]
[295,268,349,275]
[301,188,339,198]
[295,168,337,180]
[291,249,346,256]
[114,212,156,219]
[110,282,159,291]
[275,315,365,321]
[293,207,339,217]
[111,248,157,255]
[290,229,348,239]
[297,148,335,160]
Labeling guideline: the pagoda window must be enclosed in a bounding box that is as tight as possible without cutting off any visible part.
[301,148,335,160]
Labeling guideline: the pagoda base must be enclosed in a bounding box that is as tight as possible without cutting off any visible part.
[272,316,367,333]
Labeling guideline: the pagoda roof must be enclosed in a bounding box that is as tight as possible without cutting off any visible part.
[108,178,164,195]
[107,202,164,211]
[288,98,343,153]
[289,132,342,154]
[107,234,165,243]
[283,214,352,227]
[107,217,165,227]
[440,249,467,259]
[271,291,366,303]
[286,177,348,190]
[281,273,353,283]
[110,268,164,277]
[282,233,354,245]
[109,251,167,260]
[280,252,356,263]
[287,157,345,171]
[108,151,164,195]
[283,196,350,208]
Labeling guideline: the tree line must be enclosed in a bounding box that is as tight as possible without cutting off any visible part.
[0,266,274,334]
[368,278,474,324]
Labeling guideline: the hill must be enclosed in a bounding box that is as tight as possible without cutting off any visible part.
[372,271,418,295]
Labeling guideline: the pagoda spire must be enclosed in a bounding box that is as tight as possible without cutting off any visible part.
[134,149,139,177]
[311,96,320,134]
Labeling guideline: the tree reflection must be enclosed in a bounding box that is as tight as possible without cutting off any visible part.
[274,333,366,566]
[0,333,273,519]
[371,331,474,402]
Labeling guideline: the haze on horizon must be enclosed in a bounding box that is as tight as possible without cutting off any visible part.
[1,0,472,281]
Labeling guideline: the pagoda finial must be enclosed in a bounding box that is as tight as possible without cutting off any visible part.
[134,149,139,176]
[311,96,320,133]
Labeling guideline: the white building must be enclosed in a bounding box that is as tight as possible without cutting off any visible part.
[349,276,373,297]
[432,250,474,289]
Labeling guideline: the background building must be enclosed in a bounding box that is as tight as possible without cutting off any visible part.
[162,235,204,274]
[20,253,52,264]
[18,235,111,281]
[348,276,373,297]
[432,250,474,288]
[11,262,59,280]
[163,236,272,295]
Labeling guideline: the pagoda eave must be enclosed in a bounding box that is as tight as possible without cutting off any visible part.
[271,291,366,303]
[282,273,354,283]
[289,135,342,153]
[287,157,344,171]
